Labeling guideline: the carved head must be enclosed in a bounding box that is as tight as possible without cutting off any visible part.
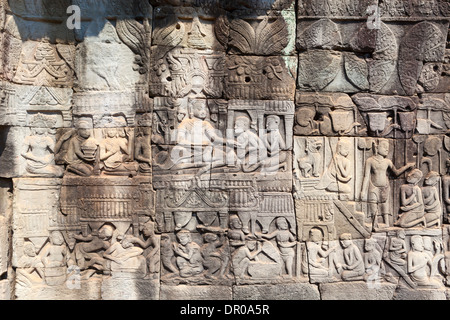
[337,139,350,157]
[190,100,208,120]
[364,238,376,252]
[98,224,114,240]
[275,217,289,230]
[176,229,192,245]
[424,171,439,186]
[377,139,390,157]
[406,169,423,185]
[106,128,117,138]
[23,242,36,257]
[339,233,353,248]
[229,215,243,229]
[77,121,92,139]
[141,221,155,238]
[411,235,424,252]
[234,116,251,135]
[50,231,65,246]
[266,115,280,132]
[309,228,323,242]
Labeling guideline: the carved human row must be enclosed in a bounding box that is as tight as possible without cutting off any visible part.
[304,228,449,289]
[295,135,450,238]
[15,220,160,291]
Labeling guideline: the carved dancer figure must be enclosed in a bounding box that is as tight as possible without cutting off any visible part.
[395,169,426,228]
[258,217,296,277]
[361,139,415,229]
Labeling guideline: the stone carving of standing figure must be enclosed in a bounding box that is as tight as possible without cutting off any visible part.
[361,139,415,229]
[258,217,296,277]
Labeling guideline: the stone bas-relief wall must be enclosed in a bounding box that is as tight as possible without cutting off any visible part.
[0,0,448,300]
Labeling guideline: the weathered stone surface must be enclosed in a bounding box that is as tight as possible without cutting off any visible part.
[320,281,397,300]
[233,283,320,300]
[160,285,233,300]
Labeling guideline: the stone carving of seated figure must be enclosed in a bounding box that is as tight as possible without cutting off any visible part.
[57,121,98,177]
[407,235,442,288]
[171,100,233,176]
[103,235,147,278]
[21,116,64,177]
[172,229,204,278]
[262,115,287,173]
[100,127,138,176]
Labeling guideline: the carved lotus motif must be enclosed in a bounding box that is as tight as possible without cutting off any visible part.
[226,16,289,55]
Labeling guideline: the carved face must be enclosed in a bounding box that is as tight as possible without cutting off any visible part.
[78,128,91,139]
[99,225,114,240]
[411,236,424,252]
[234,117,250,135]
[406,169,423,184]
[247,241,257,250]
[309,229,323,242]
[338,141,350,157]
[24,242,36,257]
[32,127,47,136]
[364,239,375,251]
[276,218,288,230]
[142,222,154,237]
[192,102,208,120]
[51,231,64,246]
[177,232,191,245]
[107,128,117,138]
[229,217,242,229]
[266,116,280,132]
[377,140,389,157]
